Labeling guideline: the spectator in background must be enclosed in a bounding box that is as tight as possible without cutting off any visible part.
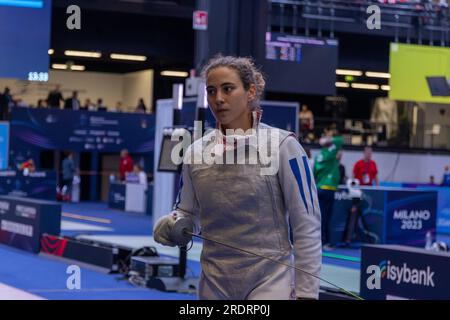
[46,84,64,108]
[442,165,450,186]
[313,126,343,248]
[337,150,347,185]
[429,175,437,186]
[133,164,148,191]
[111,101,122,112]
[19,158,36,174]
[135,98,147,113]
[64,91,80,110]
[299,104,314,137]
[119,149,134,181]
[353,146,379,186]
[96,98,107,111]
[62,152,76,197]
[15,98,28,108]
[37,99,47,108]
[0,87,13,120]
[300,105,316,143]
[81,98,93,111]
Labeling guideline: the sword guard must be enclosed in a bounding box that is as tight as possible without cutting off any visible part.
[171,217,193,247]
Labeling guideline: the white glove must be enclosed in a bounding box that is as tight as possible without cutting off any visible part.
[153,214,177,247]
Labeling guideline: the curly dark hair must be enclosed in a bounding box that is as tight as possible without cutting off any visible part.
[201,55,266,110]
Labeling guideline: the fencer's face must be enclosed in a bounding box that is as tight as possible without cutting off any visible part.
[206,67,255,130]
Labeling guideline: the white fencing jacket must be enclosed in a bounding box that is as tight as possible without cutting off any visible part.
[163,116,321,299]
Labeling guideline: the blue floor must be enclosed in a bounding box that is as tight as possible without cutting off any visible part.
[0,244,196,300]
[61,202,153,237]
[0,202,198,300]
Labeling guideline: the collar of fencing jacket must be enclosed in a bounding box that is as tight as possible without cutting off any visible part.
[215,109,263,149]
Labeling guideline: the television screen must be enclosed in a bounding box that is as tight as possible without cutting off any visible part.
[389,43,450,104]
[262,32,339,95]
[426,76,450,97]
[158,134,182,173]
[0,0,52,81]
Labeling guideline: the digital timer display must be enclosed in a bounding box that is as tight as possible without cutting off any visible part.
[28,72,49,82]
[262,32,339,95]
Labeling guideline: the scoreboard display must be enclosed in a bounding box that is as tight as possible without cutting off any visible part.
[262,32,339,96]
[0,0,52,81]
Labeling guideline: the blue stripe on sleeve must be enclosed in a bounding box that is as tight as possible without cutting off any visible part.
[302,155,315,214]
[289,158,309,214]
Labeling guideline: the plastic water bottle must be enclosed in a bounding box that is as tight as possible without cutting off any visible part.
[425,231,433,250]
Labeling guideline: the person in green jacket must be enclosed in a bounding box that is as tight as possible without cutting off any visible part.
[313,126,343,247]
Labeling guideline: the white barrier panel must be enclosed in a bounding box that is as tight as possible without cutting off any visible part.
[152,100,175,225]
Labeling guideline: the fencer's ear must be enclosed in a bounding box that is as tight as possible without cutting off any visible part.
[247,84,257,103]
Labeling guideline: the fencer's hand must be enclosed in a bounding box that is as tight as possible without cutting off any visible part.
[153,213,177,247]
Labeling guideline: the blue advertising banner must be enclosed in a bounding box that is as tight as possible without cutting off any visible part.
[400,185,450,235]
[436,188,450,234]
[384,183,450,235]
[0,195,61,253]
[329,188,384,245]
[329,187,437,248]
[108,182,126,210]
[360,245,450,300]
[0,170,56,200]
[10,108,156,168]
[385,191,437,247]
[0,122,8,170]
[180,99,197,129]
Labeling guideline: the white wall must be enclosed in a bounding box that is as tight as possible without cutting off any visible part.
[123,70,153,113]
[50,70,124,108]
[0,69,153,112]
[310,147,450,184]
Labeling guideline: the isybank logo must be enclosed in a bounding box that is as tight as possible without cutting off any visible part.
[366,260,435,290]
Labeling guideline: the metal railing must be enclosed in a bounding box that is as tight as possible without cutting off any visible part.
[269,0,450,44]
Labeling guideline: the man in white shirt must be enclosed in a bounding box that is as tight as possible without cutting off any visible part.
[133,164,148,191]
